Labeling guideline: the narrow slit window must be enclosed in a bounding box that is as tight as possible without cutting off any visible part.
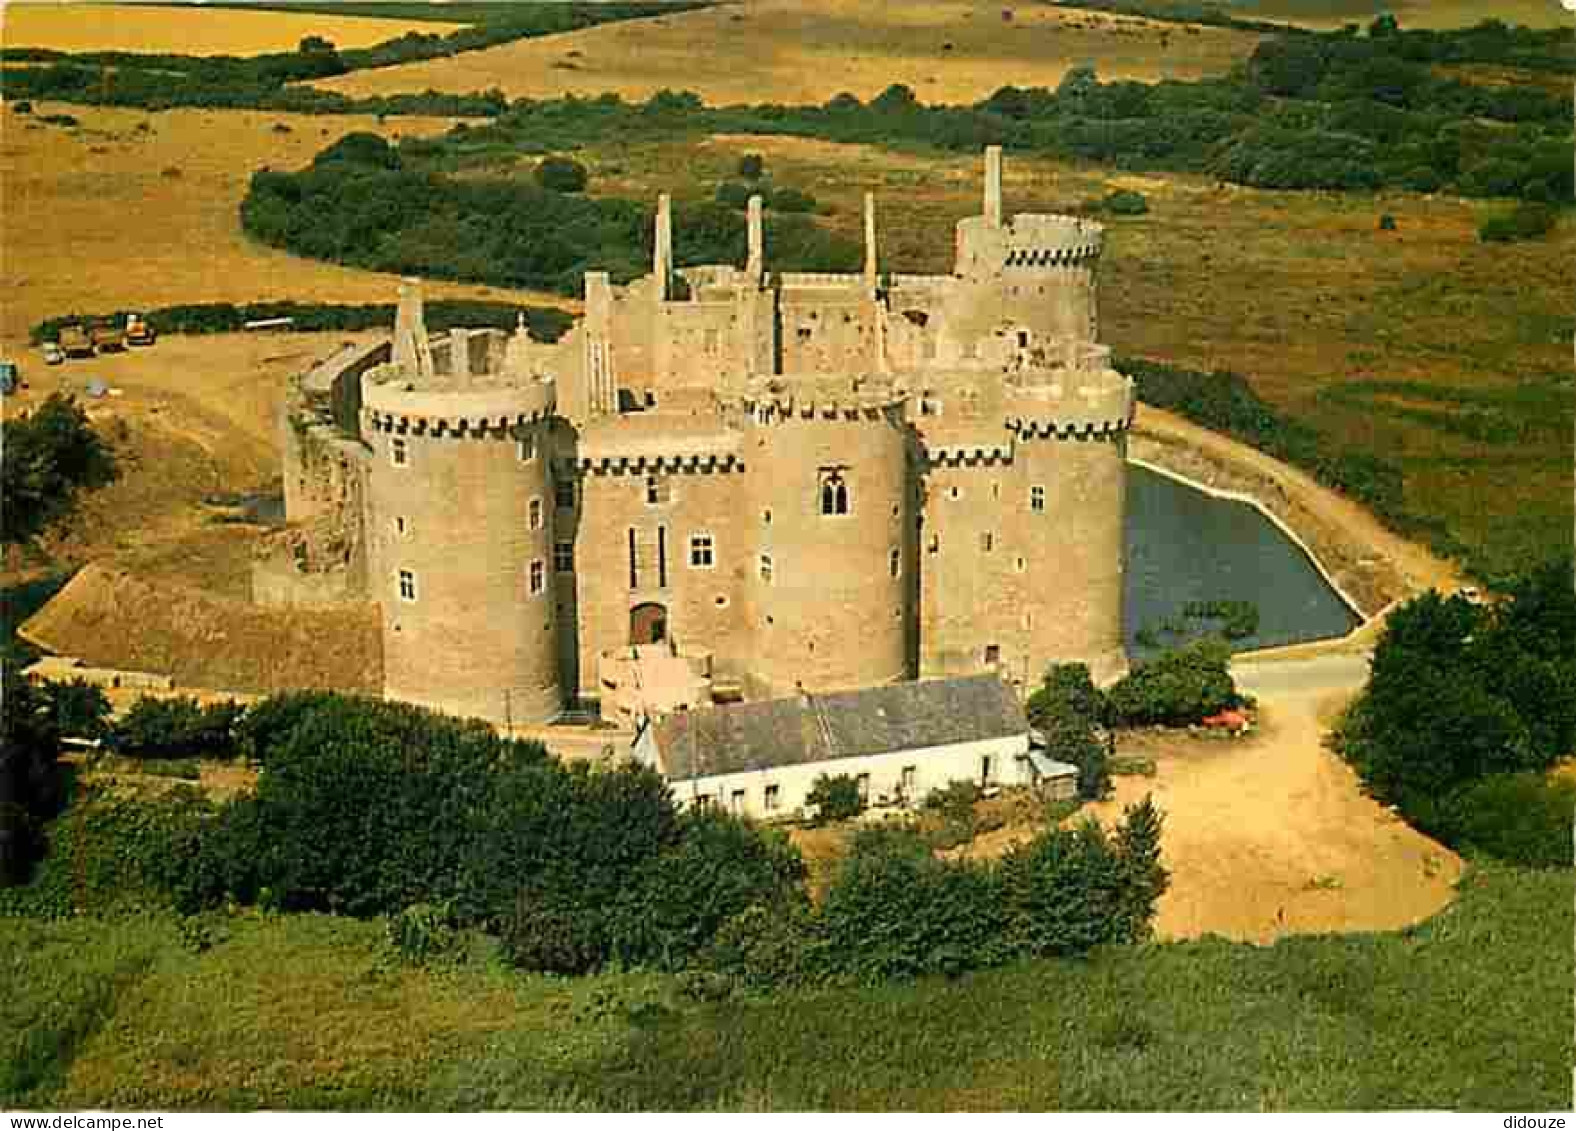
[389,436,408,467]
[658,525,669,588]
[528,559,545,597]
[397,569,417,602]
[628,528,638,590]
[1030,485,1046,513]
[528,498,543,531]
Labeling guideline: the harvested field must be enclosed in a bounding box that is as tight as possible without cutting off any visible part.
[0,103,571,350]
[20,562,382,694]
[1,2,466,55]
[314,0,1260,106]
[1225,0,1570,29]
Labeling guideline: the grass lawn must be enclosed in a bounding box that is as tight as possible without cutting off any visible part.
[3,862,1569,1110]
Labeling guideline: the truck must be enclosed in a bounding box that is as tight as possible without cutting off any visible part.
[125,313,156,346]
[90,321,127,354]
[59,324,95,359]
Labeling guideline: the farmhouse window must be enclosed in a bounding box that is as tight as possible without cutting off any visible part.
[819,470,849,516]
[529,560,546,597]
[528,498,544,531]
[554,541,574,573]
[980,755,994,787]
[901,766,917,798]
[397,569,417,602]
[390,436,408,467]
[730,789,746,813]
[1030,485,1046,513]
[856,774,870,803]
[764,784,780,811]
[690,533,715,569]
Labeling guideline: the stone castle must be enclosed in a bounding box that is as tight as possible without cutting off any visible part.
[260,147,1135,726]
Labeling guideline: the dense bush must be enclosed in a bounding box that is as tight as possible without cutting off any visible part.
[1,394,118,545]
[768,187,817,213]
[714,180,753,209]
[706,797,1167,986]
[112,696,243,758]
[737,153,765,180]
[1334,559,1576,868]
[806,773,864,824]
[1478,202,1558,243]
[1106,638,1240,727]
[1102,189,1149,215]
[1026,663,1111,800]
[30,300,573,347]
[40,680,112,741]
[1427,774,1574,870]
[534,156,588,193]
[0,668,65,887]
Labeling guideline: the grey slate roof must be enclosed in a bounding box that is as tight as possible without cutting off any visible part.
[654,674,1027,780]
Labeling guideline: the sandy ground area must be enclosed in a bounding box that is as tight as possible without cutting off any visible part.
[2,3,464,54]
[1085,654,1462,942]
[0,103,570,351]
[314,0,1260,106]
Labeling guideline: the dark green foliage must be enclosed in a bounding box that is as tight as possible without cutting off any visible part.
[0,668,64,886]
[1,394,118,545]
[1102,189,1149,215]
[313,131,400,170]
[1106,637,1240,727]
[534,155,588,193]
[1334,561,1576,868]
[922,778,980,823]
[714,180,752,209]
[1181,599,1259,640]
[707,799,1168,987]
[1479,202,1558,243]
[42,680,112,741]
[1030,662,1108,727]
[11,100,31,114]
[1431,774,1574,870]
[0,5,703,118]
[1026,663,1111,800]
[737,152,765,180]
[111,697,243,758]
[767,187,817,213]
[806,773,864,824]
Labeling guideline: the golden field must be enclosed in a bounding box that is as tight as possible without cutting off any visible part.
[314,0,1261,106]
[1,2,465,55]
[1228,0,1571,29]
[0,104,568,349]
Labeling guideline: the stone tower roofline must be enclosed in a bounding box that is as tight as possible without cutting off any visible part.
[361,364,556,434]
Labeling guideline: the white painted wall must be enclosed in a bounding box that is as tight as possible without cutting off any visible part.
[638,731,1045,820]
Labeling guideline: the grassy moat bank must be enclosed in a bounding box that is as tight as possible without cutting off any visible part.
[3,863,1568,1110]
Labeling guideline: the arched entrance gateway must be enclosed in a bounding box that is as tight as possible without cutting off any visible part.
[629,602,668,646]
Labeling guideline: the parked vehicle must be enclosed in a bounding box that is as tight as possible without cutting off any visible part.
[0,361,18,395]
[41,342,64,365]
[59,324,94,358]
[90,322,127,354]
[125,313,157,346]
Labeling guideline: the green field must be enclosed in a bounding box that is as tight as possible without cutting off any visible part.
[3,863,1568,1110]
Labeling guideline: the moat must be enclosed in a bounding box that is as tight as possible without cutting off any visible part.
[1124,463,1361,657]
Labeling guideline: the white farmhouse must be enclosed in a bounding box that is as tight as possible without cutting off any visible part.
[633,674,1077,820]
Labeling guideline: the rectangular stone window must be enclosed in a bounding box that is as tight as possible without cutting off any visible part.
[981,532,994,552]
[528,497,544,531]
[901,765,917,798]
[764,783,780,811]
[628,528,639,590]
[856,773,870,803]
[554,541,574,573]
[730,788,746,813]
[889,548,901,578]
[397,569,417,602]
[818,469,849,516]
[980,755,994,787]
[658,526,669,588]
[528,559,545,597]
[690,533,715,569]
[389,436,408,468]
[1030,485,1046,513]
[393,516,410,539]
[517,435,535,463]
[645,475,669,506]
[984,643,1001,666]
[759,554,773,584]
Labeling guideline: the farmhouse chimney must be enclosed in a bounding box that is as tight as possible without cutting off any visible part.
[984,145,1003,226]
[863,192,878,287]
[654,193,673,301]
[746,194,765,282]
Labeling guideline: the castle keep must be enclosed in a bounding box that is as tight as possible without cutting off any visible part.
[264,148,1135,726]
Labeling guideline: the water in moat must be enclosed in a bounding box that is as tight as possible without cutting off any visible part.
[1123,463,1361,658]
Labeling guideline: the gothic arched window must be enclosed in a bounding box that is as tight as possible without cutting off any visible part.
[819,470,850,516]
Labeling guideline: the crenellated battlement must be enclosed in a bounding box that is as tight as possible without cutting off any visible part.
[362,364,556,437]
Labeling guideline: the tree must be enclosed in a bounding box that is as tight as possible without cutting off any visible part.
[806,773,864,824]
[44,679,112,740]
[1106,637,1239,727]
[534,156,589,193]
[1,393,117,545]
[0,666,63,885]
[737,153,765,181]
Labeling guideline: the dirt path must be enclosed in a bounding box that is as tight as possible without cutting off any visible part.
[1131,406,1463,617]
[1087,655,1462,943]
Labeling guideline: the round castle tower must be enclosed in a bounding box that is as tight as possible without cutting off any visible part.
[739,378,915,698]
[361,282,562,725]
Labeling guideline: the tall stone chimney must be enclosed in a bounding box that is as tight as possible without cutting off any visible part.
[746,194,765,281]
[654,193,673,301]
[392,276,433,377]
[984,145,1003,227]
[863,191,878,287]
